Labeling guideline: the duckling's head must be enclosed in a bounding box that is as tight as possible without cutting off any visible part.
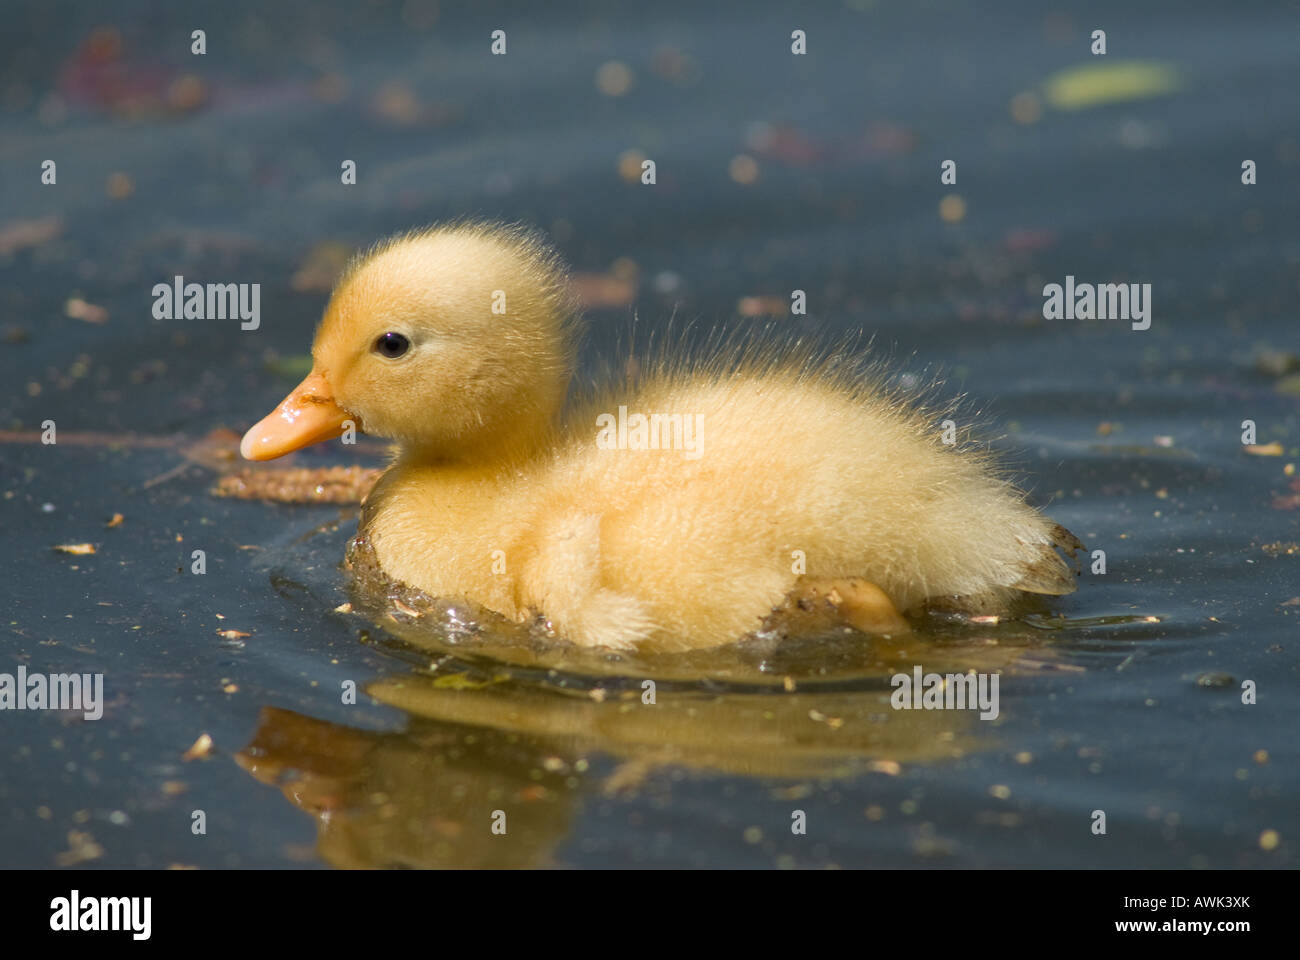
[241,222,578,462]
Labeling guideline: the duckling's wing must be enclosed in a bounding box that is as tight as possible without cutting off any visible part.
[1010,524,1085,596]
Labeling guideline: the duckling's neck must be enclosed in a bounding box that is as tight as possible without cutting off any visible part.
[398,420,554,469]
[393,379,566,468]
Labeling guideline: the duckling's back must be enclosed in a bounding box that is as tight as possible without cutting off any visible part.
[513,363,1076,651]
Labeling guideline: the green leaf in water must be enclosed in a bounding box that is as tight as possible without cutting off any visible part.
[1044,61,1182,110]
[264,353,314,379]
[1275,374,1300,397]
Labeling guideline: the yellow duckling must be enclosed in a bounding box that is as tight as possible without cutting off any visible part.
[242,222,1079,652]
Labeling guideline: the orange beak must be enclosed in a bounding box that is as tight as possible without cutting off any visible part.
[240,370,353,461]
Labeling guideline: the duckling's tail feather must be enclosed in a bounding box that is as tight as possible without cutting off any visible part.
[1010,523,1084,596]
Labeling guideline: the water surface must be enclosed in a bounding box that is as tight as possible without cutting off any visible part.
[1,0,1296,868]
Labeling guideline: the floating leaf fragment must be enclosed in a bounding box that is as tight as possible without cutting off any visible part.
[1275,374,1300,397]
[1043,61,1182,110]
[0,216,62,255]
[1255,349,1300,377]
[1196,672,1234,688]
[65,297,109,323]
[53,543,96,555]
[182,733,214,761]
[390,598,423,619]
[737,295,788,317]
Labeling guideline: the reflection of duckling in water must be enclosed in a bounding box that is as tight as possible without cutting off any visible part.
[236,663,988,869]
[242,222,1081,652]
[237,706,575,869]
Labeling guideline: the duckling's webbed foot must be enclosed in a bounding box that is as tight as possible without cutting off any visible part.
[786,577,911,636]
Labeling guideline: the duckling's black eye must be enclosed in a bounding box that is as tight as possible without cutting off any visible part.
[374,332,410,358]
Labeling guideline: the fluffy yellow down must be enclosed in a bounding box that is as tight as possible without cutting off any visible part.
[307,222,1076,652]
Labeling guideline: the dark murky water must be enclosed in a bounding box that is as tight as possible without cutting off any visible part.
[2,0,1297,868]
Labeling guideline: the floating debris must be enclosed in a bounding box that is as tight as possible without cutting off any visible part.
[0,216,62,255]
[390,598,423,619]
[1275,375,1300,397]
[212,465,381,504]
[737,295,788,317]
[571,270,637,308]
[53,543,96,555]
[1043,61,1182,111]
[594,60,634,97]
[64,297,109,324]
[728,154,759,185]
[1195,672,1234,688]
[1261,541,1300,557]
[106,171,134,199]
[182,733,214,762]
[616,149,648,183]
[1254,349,1300,377]
[53,830,103,866]
[939,194,967,223]
[1272,490,1300,511]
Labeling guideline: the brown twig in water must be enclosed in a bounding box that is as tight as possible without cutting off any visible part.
[0,430,182,447]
